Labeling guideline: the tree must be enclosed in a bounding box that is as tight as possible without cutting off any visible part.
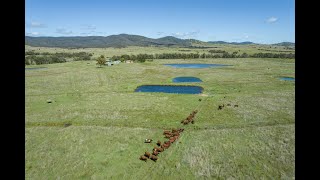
[96,55,106,67]
[240,53,249,58]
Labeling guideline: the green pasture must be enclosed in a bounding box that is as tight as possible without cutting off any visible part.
[26,56,295,179]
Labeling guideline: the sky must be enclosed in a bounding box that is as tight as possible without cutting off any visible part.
[25,0,295,44]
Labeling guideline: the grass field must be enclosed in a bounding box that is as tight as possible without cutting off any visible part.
[25,44,294,59]
[26,53,295,179]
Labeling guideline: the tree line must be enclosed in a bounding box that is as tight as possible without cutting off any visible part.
[257,48,295,53]
[25,50,294,65]
[25,51,93,65]
[110,51,295,62]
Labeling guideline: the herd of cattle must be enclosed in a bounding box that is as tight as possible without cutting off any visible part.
[180,110,198,125]
[139,128,185,162]
[139,100,240,162]
[139,110,198,162]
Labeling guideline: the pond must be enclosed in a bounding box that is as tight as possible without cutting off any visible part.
[172,77,202,83]
[164,63,231,68]
[280,77,295,81]
[135,85,203,94]
[25,67,47,70]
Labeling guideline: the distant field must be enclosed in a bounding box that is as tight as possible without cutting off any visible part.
[25,54,295,178]
[25,44,294,59]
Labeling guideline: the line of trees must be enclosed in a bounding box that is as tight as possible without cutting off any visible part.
[25,55,67,65]
[110,52,294,62]
[208,50,228,53]
[25,50,295,65]
[110,54,154,62]
[25,51,93,65]
[257,48,295,53]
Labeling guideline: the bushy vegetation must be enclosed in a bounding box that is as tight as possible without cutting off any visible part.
[25,55,67,65]
[25,51,93,65]
[251,52,295,58]
[208,49,228,53]
[96,55,106,67]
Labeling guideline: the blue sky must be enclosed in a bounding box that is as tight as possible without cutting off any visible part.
[25,0,295,44]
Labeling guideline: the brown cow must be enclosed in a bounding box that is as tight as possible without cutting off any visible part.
[157,140,162,146]
[140,155,148,161]
[218,105,224,110]
[172,128,178,133]
[150,155,158,161]
[152,150,159,156]
[164,134,172,138]
[162,144,169,149]
[183,120,189,125]
[144,151,151,158]
[164,141,171,147]
[173,132,180,136]
[153,147,162,152]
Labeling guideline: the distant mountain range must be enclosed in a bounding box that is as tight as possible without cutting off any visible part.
[25,34,294,48]
[25,34,191,48]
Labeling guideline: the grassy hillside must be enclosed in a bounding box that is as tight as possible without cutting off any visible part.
[26,56,295,179]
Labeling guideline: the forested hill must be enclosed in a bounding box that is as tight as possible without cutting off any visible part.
[25,34,192,48]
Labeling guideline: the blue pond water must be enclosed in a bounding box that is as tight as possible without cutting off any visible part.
[280,77,295,81]
[164,63,231,68]
[135,85,203,94]
[172,77,202,83]
[25,67,47,70]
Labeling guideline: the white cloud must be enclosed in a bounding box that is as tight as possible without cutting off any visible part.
[82,25,96,31]
[171,31,200,39]
[56,28,73,35]
[266,17,278,23]
[26,21,47,28]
